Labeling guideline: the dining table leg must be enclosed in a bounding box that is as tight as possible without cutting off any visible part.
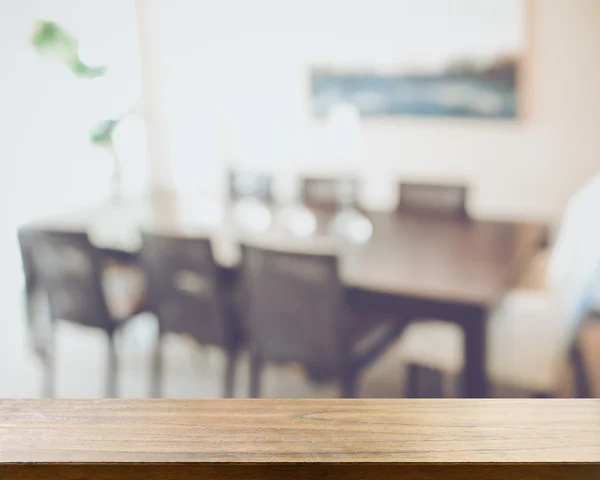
[461,307,489,398]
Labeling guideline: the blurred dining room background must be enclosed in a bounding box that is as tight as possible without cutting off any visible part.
[1,0,600,399]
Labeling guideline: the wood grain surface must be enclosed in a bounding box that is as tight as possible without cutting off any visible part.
[1,399,599,463]
[2,399,598,479]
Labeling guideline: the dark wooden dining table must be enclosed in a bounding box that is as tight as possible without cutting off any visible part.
[28,193,546,397]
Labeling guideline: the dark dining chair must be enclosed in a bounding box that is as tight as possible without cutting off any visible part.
[139,233,242,398]
[300,177,358,211]
[19,228,146,397]
[239,243,404,397]
[398,181,469,218]
[229,171,273,203]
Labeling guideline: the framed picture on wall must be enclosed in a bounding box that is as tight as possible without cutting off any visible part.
[311,0,530,120]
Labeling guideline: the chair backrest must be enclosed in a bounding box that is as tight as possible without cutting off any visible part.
[240,244,348,371]
[23,228,112,330]
[140,233,236,348]
[229,171,273,203]
[301,177,358,210]
[398,182,469,217]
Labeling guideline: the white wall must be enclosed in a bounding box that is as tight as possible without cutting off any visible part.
[0,0,146,218]
[0,0,145,278]
[137,0,600,220]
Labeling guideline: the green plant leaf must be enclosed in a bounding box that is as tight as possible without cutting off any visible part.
[31,20,106,78]
[90,119,118,145]
[69,57,107,78]
[31,21,77,63]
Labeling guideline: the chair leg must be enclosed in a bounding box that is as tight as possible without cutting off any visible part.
[532,392,552,398]
[341,370,357,398]
[421,366,445,398]
[249,351,263,398]
[27,290,51,359]
[404,363,420,398]
[571,341,592,398]
[151,334,163,398]
[42,323,56,398]
[404,363,445,398]
[106,331,118,398]
[223,348,239,398]
[24,289,38,354]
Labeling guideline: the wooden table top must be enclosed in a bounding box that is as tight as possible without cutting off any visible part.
[1,399,599,464]
[30,195,546,306]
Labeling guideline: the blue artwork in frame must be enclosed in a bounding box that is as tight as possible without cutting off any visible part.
[311,62,518,119]
[310,0,526,119]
